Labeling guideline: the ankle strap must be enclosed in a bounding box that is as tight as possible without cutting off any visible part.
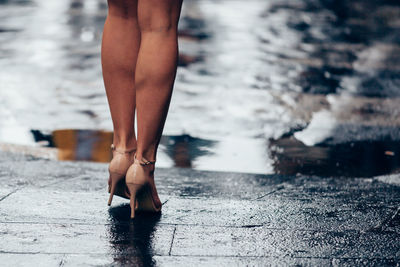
[135,154,156,166]
[111,144,136,154]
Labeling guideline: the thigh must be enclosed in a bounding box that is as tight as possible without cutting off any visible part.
[137,0,183,31]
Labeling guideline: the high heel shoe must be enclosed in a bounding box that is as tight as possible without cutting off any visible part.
[108,144,136,206]
[125,155,162,219]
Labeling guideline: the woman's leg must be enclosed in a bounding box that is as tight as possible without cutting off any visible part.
[135,0,183,162]
[101,0,140,150]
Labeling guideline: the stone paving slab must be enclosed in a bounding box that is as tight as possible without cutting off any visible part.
[0,155,291,200]
[154,256,399,267]
[0,188,137,224]
[171,225,400,258]
[0,254,64,267]
[153,256,332,267]
[0,222,173,256]
[278,177,400,204]
[2,154,399,204]
[2,254,398,267]
[160,197,398,231]
[1,188,397,232]
[0,151,399,265]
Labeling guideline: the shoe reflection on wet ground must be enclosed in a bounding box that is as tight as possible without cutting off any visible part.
[108,205,161,267]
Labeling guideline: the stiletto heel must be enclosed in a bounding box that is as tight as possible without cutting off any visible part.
[127,183,141,218]
[107,144,136,206]
[108,172,122,206]
[125,155,162,218]
[108,179,115,206]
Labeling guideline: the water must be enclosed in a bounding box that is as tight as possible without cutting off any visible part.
[1,0,400,177]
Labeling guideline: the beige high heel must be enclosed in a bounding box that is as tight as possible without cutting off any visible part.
[125,155,162,219]
[108,144,136,206]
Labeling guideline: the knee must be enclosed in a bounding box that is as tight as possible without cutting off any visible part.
[139,17,176,34]
[138,1,181,34]
[107,0,138,19]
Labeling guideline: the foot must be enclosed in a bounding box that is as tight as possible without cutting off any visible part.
[126,155,162,211]
[108,144,136,199]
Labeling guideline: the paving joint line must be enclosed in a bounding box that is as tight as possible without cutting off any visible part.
[58,255,66,267]
[162,198,169,206]
[366,206,400,232]
[253,185,285,200]
[0,189,19,202]
[168,226,177,256]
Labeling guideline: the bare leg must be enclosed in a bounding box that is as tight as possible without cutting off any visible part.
[101,0,140,150]
[135,0,183,162]
[102,0,140,200]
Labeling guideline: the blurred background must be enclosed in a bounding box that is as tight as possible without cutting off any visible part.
[0,0,400,177]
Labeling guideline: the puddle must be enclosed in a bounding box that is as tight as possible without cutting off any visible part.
[270,137,400,177]
[31,129,272,174]
[28,128,400,178]
[40,129,215,165]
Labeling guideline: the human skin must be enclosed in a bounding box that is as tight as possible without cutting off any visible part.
[102,0,182,162]
[102,0,183,201]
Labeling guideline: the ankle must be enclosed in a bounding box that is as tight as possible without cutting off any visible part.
[112,135,137,151]
[111,145,136,157]
[112,144,137,152]
[135,149,156,163]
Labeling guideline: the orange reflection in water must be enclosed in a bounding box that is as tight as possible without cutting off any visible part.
[52,129,113,162]
[50,129,214,169]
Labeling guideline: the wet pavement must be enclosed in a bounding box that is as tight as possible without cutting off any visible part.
[0,151,399,266]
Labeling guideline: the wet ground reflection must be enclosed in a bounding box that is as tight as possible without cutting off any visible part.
[159,134,215,168]
[271,137,400,177]
[108,204,161,267]
[52,129,112,162]
[29,127,400,178]
[32,129,271,173]
[34,129,222,169]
